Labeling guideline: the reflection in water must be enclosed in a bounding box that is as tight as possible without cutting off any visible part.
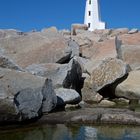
[0,124,140,140]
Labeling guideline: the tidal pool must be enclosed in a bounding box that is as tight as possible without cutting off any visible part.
[0,124,140,140]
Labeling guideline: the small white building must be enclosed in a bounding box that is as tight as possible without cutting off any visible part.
[84,0,106,31]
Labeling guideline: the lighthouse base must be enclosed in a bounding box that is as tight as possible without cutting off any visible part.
[88,21,106,31]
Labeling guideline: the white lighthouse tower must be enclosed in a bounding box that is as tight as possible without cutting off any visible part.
[84,0,106,31]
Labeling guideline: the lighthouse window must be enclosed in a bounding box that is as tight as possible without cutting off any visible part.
[89,11,91,16]
[88,23,91,28]
[89,0,91,4]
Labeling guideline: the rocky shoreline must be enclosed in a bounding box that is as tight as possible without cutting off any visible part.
[39,107,140,126]
[0,25,140,126]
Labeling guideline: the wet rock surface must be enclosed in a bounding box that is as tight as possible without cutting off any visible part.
[39,108,140,125]
[99,99,116,107]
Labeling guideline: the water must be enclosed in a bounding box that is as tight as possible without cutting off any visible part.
[0,124,140,140]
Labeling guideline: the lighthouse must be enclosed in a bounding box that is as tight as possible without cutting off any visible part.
[84,0,106,31]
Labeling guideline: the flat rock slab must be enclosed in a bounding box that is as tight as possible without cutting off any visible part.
[39,108,140,125]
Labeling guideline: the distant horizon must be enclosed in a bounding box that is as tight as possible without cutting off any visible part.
[0,0,140,32]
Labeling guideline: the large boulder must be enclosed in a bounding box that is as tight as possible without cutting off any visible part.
[0,68,57,122]
[72,35,92,49]
[26,63,69,88]
[119,32,140,45]
[90,58,129,92]
[93,29,112,41]
[82,37,118,60]
[115,71,140,100]
[26,59,83,94]
[71,29,109,53]
[0,28,69,68]
[117,33,140,70]
[83,37,120,74]
[73,30,102,44]
[55,88,81,106]
[82,58,129,100]
[14,88,43,120]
